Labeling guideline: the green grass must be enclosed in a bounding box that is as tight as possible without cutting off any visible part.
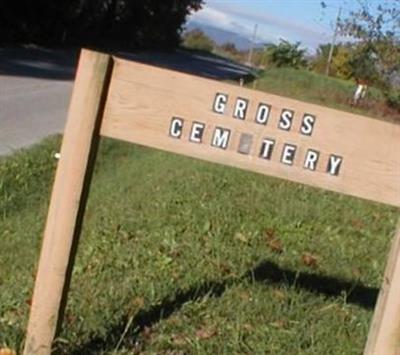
[252,68,398,122]
[0,134,398,354]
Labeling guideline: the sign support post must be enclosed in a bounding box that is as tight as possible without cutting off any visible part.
[364,221,400,355]
[23,50,113,355]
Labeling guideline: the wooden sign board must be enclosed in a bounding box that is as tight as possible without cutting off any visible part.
[24,50,400,355]
[101,58,400,207]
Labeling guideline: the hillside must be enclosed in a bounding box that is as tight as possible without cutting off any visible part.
[184,21,265,50]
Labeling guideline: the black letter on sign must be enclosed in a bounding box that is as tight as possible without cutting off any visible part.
[255,103,271,125]
[233,97,248,120]
[212,127,231,149]
[304,149,319,171]
[327,155,343,176]
[169,117,183,139]
[281,144,297,165]
[190,122,205,143]
[279,109,294,131]
[259,138,275,160]
[300,114,315,136]
[213,93,228,114]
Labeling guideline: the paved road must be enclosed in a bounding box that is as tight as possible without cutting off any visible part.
[0,47,254,156]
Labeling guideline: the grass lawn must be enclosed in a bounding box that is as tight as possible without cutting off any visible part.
[253,68,399,123]
[1,66,399,354]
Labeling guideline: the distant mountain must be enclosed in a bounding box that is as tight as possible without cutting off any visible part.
[184,22,264,51]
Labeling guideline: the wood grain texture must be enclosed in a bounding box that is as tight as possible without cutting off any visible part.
[101,58,400,207]
[23,50,113,355]
[364,221,400,355]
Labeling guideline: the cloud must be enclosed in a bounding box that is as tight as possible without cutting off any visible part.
[212,3,328,40]
[189,6,278,43]
[189,7,251,35]
[189,3,333,50]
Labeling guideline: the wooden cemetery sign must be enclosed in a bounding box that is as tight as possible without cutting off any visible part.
[24,50,400,354]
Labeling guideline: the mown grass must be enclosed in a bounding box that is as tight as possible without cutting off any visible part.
[253,68,399,122]
[0,133,398,354]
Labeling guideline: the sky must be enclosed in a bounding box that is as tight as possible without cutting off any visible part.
[187,0,360,52]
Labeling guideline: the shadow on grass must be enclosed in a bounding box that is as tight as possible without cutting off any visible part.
[67,260,378,354]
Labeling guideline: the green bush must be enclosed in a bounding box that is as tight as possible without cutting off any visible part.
[182,29,215,52]
[385,89,400,110]
[265,40,307,69]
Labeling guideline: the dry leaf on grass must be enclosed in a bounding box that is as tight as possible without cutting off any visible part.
[272,289,287,301]
[242,323,254,331]
[171,334,187,346]
[219,262,232,275]
[131,297,145,309]
[302,253,318,268]
[196,326,217,340]
[0,349,16,355]
[142,326,153,340]
[264,229,283,253]
[267,238,283,253]
[271,319,288,329]
[234,232,248,243]
[238,290,250,302]
[65,312,76,325]
[350,218,364,229]
[264,228,276,239]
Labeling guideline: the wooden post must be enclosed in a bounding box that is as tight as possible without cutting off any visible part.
[364,220,400,355]
[23,50,113,355]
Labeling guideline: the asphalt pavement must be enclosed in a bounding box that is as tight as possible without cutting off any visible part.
[0,46,254,156]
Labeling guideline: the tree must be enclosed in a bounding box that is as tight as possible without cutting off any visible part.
[348,43,381,84]
[312,43,337,74]
[265,40,307,69]
[0,0,204,48]
[219,42,238,55]
[338,0,400,87]
[331,45,352,79]
[313,43,352,79]
[217,42,246,62]
[182,29,215,52]
[339,0,399,43]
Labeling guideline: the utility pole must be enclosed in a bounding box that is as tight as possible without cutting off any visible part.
[325,6,342,76]
[247,23,258,67]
